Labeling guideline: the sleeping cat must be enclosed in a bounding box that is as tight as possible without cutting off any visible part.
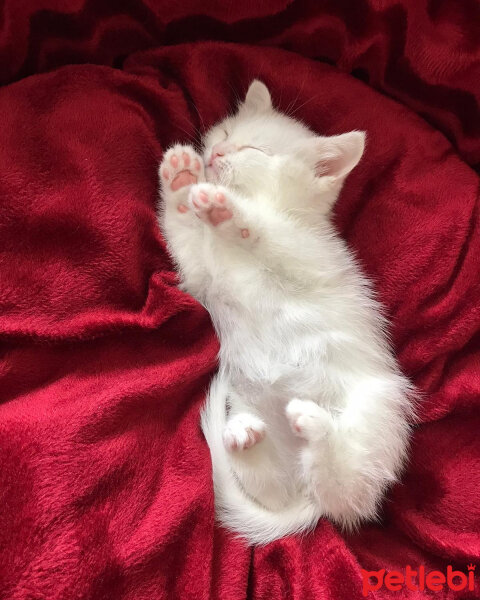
[158,80,415,545]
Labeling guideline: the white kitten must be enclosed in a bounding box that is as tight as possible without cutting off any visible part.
[158,81,415,545]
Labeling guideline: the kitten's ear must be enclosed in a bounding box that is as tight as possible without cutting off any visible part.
[298,131,365,180]
[243,80,272,113]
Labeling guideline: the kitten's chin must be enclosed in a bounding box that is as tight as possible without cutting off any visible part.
[206,163,233,187]
[205,166,216,182]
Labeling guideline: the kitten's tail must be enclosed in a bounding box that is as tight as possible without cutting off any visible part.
[201,375,320,545]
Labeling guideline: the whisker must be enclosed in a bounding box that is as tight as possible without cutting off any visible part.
[283,75,310,119]
[172,123,197,144]
[188,96,207,137]
[225,79,242,108]
[288,94,318,119]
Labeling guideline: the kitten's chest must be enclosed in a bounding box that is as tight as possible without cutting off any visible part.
[208,293,329,382]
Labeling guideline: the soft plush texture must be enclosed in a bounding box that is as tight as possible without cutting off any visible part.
[0,1,479,599]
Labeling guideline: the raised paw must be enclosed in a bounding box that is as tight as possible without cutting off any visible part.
[188,183,250,238]
[159,145,205,213]
[223,413,266,451]
[286,399,335,442]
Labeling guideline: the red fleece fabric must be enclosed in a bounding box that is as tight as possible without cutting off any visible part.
[0,2,479,599]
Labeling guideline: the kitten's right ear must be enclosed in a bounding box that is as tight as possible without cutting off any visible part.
[296,131,365,181]
[242,80,272,113]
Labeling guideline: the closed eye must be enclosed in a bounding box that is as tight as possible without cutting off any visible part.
[239,145,270,155]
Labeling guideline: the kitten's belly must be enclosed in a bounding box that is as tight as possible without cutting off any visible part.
[211,300,342,508]
[229,395,305,510]
[226,376,321,510]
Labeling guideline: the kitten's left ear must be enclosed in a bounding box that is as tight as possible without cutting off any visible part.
[243,80,272,113]
[298,131,366,180]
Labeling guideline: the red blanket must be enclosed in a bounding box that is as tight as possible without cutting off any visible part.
[1,2,479,599]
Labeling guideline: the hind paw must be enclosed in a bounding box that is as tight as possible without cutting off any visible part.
[223,413,265,451]
[286,399,334,442]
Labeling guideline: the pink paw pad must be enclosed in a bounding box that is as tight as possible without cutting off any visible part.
[161,147,204,194]
[223,415,266,451]
[285,399,334,442]
[189,186,252,238]
[209,207,233,226]
[232,428,263,450]
[171,171,197,192]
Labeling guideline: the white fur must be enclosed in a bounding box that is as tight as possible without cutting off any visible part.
[158,81,415,545]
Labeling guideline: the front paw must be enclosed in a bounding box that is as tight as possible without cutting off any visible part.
[159,144,205,214]
[188,183,250,239]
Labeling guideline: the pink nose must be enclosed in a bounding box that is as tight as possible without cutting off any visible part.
[210,142,234,165]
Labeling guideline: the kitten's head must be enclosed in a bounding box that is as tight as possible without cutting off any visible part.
[202,80,365,211]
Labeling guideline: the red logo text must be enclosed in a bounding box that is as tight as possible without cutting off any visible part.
[361,564,475,596]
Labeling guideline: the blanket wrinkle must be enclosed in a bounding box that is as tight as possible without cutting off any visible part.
[0,2,479,599]
[1,1,479,165]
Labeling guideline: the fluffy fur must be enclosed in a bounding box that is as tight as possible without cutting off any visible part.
[158,81,415,545]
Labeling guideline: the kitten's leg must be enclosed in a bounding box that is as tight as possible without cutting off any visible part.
[223,412,266,451]
[222,390,266,452]
[285,378,411,529]
[286,398,336,441]
[187,183,254,243]
[225,396,290,510]
[285,397,370,526]
[159,144,205,214]
[159,145,207,290]
[188,182,317,279]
